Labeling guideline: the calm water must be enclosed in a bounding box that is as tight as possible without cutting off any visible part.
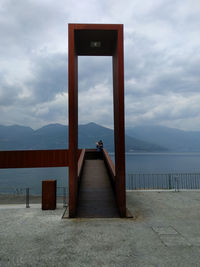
[0,167,68,195]
[125,153,200,173]
[1,153,200,194]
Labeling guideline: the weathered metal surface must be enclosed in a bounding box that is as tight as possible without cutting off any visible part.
[68,24,126,217]
[102,148,115,183]
[77,149,85,179]
[42,180,56,210]
[0,149,69,168]
[74,26,117,56]
[68,24,79,218]
[112,25,126,217]
[0,24,126,218]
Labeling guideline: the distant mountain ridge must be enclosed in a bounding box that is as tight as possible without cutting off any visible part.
[0,122,165,152]
[126,125,200,152]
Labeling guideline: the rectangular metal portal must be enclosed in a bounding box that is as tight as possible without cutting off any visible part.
[68,24,126,217]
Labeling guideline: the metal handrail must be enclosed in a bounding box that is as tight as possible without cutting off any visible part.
[127,172,200,190]
[0,186,68,208]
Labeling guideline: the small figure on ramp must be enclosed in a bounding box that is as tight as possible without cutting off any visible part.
[96,140,103,152]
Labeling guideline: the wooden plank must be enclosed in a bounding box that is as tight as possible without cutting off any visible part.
[0,149,69,168]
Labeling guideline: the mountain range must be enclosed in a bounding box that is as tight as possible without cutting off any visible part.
[126,125,200,152]
[0,123,165,152]
[1,123,200,152]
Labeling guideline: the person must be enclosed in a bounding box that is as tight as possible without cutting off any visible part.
[96,141,100,152]
[96,140,103,152]
[99,140,103,151]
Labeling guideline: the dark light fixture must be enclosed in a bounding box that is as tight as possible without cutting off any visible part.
[90,41,101,48]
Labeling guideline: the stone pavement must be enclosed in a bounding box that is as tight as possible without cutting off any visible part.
[0,191,200,266]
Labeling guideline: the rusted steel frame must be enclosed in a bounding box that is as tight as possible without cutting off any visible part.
[68,24,126,217]
[69,23,123,31]
[71,23,122,56]
[0,149,69,169]
[112,25,126,217]
[102,148,115,183]
[68,24,78,217]
[77,149,85,179]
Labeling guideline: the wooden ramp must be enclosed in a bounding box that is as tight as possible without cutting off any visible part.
[76,153,119,218]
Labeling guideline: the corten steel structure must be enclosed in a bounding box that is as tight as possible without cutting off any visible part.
[68,24,126,217]
[0,23,126,218]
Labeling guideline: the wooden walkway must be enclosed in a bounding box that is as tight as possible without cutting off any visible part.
[76,158,119,218]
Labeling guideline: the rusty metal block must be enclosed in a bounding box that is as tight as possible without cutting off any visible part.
[42,180,56,210]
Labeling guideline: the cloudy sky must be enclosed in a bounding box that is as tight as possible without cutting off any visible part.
[0,0,200,130]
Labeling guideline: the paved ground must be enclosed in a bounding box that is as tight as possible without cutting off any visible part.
[0,191,200,267]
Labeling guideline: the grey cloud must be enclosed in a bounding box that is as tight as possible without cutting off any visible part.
[27,53,68,103]
[78,57,112,92]
[124,28,200,101]
[0,75,19,106]
[0,0,200,130]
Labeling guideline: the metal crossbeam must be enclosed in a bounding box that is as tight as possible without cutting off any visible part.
[0,150,69,168]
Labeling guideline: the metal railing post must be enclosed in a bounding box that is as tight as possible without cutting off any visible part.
[63,187,67,207]
[174,176,179,192]
[168,174,172,189]
[26,188,30,208]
